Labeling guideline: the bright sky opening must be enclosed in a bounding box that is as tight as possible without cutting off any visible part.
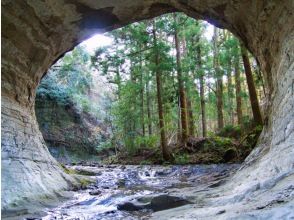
[81,34,113,54]
[81,22,215,54]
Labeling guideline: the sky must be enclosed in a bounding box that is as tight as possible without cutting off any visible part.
[81,21,215,54]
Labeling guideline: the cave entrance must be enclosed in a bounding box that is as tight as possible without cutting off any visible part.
[2,1,293,218]
[35,13,264,165]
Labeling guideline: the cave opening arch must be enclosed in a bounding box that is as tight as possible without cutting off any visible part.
[2,0,293,215]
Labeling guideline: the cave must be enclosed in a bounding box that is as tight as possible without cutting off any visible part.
[1,0,293,218]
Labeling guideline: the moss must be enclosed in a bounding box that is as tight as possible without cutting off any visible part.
[217,125,241,139]
[174,153,190,165]
[140,160,152,165]
[80,178,92,188]
[59,163,77,175]
[75,169,97,176]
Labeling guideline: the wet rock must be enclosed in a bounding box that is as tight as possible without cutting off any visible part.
[155,170,167,176]
[77,198,97,206]
[216,210,226,215]
[96,171,103,176]
[223,148,238,162]
[117,179,126,188]
[117,202,144,211]
[148,195,192,211]
[75,169,97,176]
[209,179,227,188]
[89,190,101,196]
[25,218,42,220]
[105,210,116,214]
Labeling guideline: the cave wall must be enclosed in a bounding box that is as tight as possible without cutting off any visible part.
[2,0,293,212]
[35,94,109,163]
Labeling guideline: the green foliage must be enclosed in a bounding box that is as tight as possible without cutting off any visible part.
[89,12,258,161]
[37,46,92,105]
[37,46,110,120]
[217,124,241,139]
[174,153,190,165]
[39,12,262,164]
[140,160,152,165]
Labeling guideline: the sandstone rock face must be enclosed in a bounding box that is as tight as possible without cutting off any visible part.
[35,95,109,163]
[2,0,293,217]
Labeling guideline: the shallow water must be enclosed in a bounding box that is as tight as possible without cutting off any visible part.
[40,164,240,220]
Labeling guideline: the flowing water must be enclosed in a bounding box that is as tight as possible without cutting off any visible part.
[39,164,240,220]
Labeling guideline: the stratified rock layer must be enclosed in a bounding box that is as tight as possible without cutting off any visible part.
[35,95,108,163]
[1,0,293,218]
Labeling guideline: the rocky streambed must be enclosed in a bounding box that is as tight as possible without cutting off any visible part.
[25,163,240,220]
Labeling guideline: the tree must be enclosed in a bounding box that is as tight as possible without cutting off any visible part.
[152,19,171,160]
[234,50,243,125]
[197,42,207,137]
[174,13,188,143]
[213,27,224,130]
[240,43,263,126]
[223,30,235,125]
[87,12,260,158]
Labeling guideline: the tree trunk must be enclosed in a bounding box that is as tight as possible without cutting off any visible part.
[146,72,152,136]
[213,27,224,130]
[240,43,263,126]
[182,35,194,137]
[174,13,188,143]
[196,42,207,137]
[140,52,145,139]
[227,57,234,125]
[177,96,181,142]
[234,52,243,125]
[152,20,170,160]
[186,96,194,136]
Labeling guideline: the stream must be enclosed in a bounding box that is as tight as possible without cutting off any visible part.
[39,163,240,220]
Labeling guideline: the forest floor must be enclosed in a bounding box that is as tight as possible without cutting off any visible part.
[102,126,262,166]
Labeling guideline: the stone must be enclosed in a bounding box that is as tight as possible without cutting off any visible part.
[117,202,144,211]
[117,179,126,188]
[35,93,110,163]
[148,195,192,212]
[216,210,226,215]
[89,190,102,196]
[222,148,237,162]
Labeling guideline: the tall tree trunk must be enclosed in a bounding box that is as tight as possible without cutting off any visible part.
[223,30,234,125]
[227,57,234,125]
[177,96,181,142]
[115,66,122,99]
[146,72,152,136]
[182,35,194,137]
[174,13,188,143]
[196,41,207,137]
[216,77,224,130]
[130,62,137,136]
[234,52,243,125]
[139,52,145,138]
[240,43,263,126]
[213,27,224,130]
[152,20,170,160]
[186,96,194,136]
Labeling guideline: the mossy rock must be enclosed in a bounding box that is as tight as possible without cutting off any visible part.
[75,169,97,176]
[59,163,77,175]
[71,177,95,191]
[223,148,238,162]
